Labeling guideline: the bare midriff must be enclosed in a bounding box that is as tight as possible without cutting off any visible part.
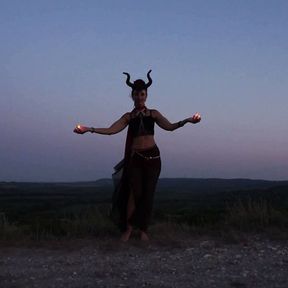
[131,135,156,151]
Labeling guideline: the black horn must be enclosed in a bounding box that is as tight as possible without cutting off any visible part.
[145,69,152,88]
[123,72,134,88]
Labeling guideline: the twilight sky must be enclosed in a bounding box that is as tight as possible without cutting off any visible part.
[1,0,288,182]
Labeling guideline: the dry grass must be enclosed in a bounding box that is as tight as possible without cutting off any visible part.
[223,196,288,231]
[1,196,287,244]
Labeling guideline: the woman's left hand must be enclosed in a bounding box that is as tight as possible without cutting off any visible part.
[188,113,201,124]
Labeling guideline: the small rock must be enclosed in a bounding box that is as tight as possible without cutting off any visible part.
[200,240,215,249]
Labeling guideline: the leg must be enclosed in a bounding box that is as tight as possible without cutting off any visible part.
[127,188,135,222]
[120,189,136,242]
[138,158,161,235]
[127,162,144,228]
[120,156,144,241]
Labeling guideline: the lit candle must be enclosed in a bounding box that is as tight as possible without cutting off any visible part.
[77,124,81,129]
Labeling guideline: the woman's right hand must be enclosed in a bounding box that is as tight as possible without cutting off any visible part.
[73,125,90,134]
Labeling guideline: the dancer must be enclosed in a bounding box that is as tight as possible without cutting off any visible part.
[73,70,201,241]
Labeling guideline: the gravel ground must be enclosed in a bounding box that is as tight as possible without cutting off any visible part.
[0,232,287,288]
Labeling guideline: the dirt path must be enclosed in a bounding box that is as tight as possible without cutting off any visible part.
[0,232,287,288]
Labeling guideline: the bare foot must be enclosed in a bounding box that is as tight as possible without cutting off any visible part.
[140,230,149,241]
[120,225,133,242]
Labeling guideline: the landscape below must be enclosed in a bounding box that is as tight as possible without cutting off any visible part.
[0,178,287,241]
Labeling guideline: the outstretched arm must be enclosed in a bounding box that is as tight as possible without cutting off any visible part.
[152,109,201,131]
[90,112,130,135]
[74,112,130,135]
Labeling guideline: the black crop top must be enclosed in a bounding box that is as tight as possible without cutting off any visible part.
[128,108,155,137]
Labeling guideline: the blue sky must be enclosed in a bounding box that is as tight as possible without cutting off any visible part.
[1,0,288,181]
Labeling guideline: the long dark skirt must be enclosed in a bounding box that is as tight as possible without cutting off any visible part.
[111,145,161,233]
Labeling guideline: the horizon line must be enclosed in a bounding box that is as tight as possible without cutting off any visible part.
[1,177,288,184]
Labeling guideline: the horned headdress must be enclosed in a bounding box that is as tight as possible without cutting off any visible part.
[123,69,153,91]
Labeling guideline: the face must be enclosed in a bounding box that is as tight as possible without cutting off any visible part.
[132,89,147,107]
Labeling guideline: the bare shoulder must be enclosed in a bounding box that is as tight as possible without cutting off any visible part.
[123,111,131,117]
[122,112,131,122]
[149,109,160,119]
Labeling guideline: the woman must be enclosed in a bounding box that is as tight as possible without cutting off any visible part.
[73,70,201,242]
